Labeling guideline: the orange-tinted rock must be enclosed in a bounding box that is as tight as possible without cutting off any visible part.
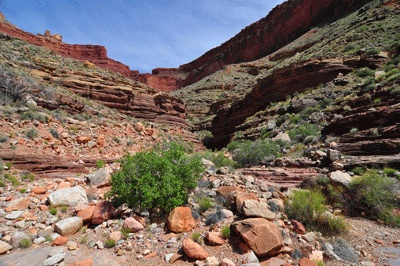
[52,236,68,246]
[76,137,91,144]
[123,217,144,232]
[144,251,157,259]
[32,187,46,194]
[235,192,258,213]
[73,257,94,266]
[262,257,287,266]
[167,207,195,233]
[217,186,243,199]
[91,201,114,224]
[77,206,96,223]
[132,215,146,227]
[291,220,306,234]
[232,218,283,257]
[57,182,71,190]
[7,197,32,211]
[205,232,225,245]
[298,258,318,266]
[39,205,49,211]
[96,135,106,147]
[182,238,209,260]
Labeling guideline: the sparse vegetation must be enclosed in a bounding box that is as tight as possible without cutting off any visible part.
[104,238,116,248]
[26,128,38,139]
[49,207,58,215]
[96,159,106,169]
[191,232,202,244]
[199,196,213,213]
[221,225,231,238]
[19,238,32,249]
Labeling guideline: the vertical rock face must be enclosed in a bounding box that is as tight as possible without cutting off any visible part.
[0,1,373,91]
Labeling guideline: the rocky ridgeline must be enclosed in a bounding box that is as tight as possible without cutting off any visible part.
[0,156,386,266]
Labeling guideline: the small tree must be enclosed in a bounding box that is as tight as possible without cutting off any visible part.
[106,142,204,212]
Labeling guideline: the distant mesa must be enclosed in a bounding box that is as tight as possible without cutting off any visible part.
[39,29,63,42]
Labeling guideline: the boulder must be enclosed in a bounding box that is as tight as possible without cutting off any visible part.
[272,132,291,143]
[91,201,114,224]
[217,186,243,199]
[32,187,46,194]
[52,236,68,246]
[0,240,12,254]
[291,220,306,234]
[205,232,225,245]
[329,171,353,188]
[182,238,209,260]
[10,231,30,248]
[242,200,276,220]
[5,210,25,220]
[167,207,195,233]
[299,258,318,266]
[47,186,88,207]
[220,258,235,266]
[235,192,258,213]
[77,206,96,223]
[123,217,144,232]
[232,218,283,257]
[55,217,83,236]
[7,197,32,211]
[86,167,111,187]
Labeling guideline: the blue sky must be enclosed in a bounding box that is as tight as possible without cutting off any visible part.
[0,0,285,73]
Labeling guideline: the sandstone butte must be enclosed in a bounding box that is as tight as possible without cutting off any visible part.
[0,0,372,92]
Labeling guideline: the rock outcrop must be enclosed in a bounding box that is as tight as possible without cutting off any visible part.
[211,55,386,147]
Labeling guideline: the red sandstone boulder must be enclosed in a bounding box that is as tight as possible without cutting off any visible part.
[217,186,243,199]
[76,136,91,144]
[91,201,114,224]
[232,218,283,257]
[123,217,144,232]
[182,238,209,260]
[32,187,46,194]
[235,192,258,213]
[77,206,96,223]
[205,232,225,245]
[291,220,306,234]
[299,258,318,266]
[52,236,68,246]
[167,207,195,233]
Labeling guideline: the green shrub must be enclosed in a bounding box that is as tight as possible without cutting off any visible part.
[350,128,359,134]
[80,235,88,244]
[113,136,121,143]
[191,232,202,244]
[49,128,59,139]
[20,188,26,193]
[288,122,320,143]
[0,179,5,187]
[105,142,204,212]
[60,206,68,213]
[221,225,231,238]
[383,167,397,176]
[191,151,235,169]
[229,139,281,167]
[349,169,400,226]
[354,67,375,78]
[0,135,8,143]
[105,238,115,248]
[19,238,32,248]
[373,98,381,104]
[96,159,106,169]
[286,190,348,235]
[45,234,53,242]
[365,48,381,55]
[351,166,366,175]
[4,173,20,187]
[49,207,57,215]
[26,128,38,139]
[199,197,213,213]
[21,173,34,181]
[121,227,131,240]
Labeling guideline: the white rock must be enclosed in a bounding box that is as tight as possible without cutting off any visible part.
[5,211,25,220]
[329,171,353,188]
[47,186,88,207]
[34,237,46,244]
[43,252,66,266]
[54,217,83,236]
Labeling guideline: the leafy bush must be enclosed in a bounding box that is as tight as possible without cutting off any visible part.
[354,67,375,78]
[106,142,204,212]
[288,122,320,143]
[199,196,213,213]
[105,238,115,248]
[383,167,397,176]
[191,232,202,244]
[49,207,57,215]
[229,139,281,167]
[26,128,38,139]
[286,190,349,235]
[349,169,400,226]
[49,128,59,139]
[19,238,32,248]
[351,166,366,175]
[191,151,235,169]
[96,160,106,169]
[221,225,231,238]
[0,135,8,143]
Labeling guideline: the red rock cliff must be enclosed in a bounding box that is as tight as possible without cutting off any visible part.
[176,0,373,86]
